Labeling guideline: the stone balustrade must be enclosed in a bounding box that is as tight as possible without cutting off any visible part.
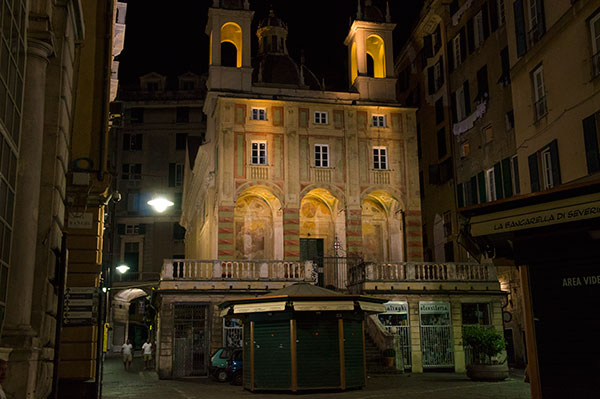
[161,259,314,282]
[348,261,498,286]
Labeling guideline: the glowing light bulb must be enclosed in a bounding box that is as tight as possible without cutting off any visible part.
[147,197,174,213]
[116,264,130,274]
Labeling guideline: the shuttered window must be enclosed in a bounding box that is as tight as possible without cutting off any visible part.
[514,0,527,57]
[583,113,600,174]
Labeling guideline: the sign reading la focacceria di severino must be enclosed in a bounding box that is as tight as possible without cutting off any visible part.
[469,193,600,237]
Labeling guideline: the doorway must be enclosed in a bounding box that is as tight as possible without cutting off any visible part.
[173,304,209,377]
[300,238,323,286]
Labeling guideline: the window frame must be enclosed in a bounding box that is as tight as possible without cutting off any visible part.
[372,146,388,170]
[314,144,330,168]
[453,34,462,69]
[532,64,547,120]
[250,107,267,121]
[591,13,600,55]
[314,111,328,125]
[372,115,386,128]
[541,146,554,189]
[460,141,470,158]
[250,141,268,165]
[511,155,521,195]
[175,163,184,187]
[125,224,140,235]
[498,0,506,26]
[474,10,485,49]
[456,85,467,121]
[486,168,497,202]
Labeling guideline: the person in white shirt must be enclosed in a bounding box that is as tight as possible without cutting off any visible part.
[121,339,133,370]
[141,339,153,370]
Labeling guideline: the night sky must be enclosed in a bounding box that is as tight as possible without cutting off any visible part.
[118,0,423,91]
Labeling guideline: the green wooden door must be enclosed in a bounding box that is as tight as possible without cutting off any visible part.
[343,320,365,387]
[253,321,291,389]
[296,317,340,388]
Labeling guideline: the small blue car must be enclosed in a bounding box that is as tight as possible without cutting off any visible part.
[225,349,243,385]
[209,347,234,382]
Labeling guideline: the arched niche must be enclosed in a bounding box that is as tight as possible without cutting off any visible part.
[361,190,404,262]
[366,34,385,78]
[350,42,358,84]
[220,22,242,68]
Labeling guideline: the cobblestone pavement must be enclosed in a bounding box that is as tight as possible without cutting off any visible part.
[102,356,531,399]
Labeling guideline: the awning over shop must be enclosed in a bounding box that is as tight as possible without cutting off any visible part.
[358,301,385,313]
[233,301,287,314]
[292,301,355,311]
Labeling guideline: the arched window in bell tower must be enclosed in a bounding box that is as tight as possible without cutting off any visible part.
[366,34,385,78]
[220,22,242,68]
[366,53,375,77]
[350,42,358,84]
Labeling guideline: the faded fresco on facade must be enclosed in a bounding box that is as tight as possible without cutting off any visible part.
[362,198,387,261]
[234,196,273,259]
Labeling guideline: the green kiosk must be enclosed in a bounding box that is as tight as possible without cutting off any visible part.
[219,283,386,392]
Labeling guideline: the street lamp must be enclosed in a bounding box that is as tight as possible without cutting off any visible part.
[147,197,174,213]
[116,264,130,274]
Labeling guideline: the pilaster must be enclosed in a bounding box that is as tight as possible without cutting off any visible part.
[217,205,235,259]
[345,207,362,258]
[283,208,300,260]
[404,210,424,261]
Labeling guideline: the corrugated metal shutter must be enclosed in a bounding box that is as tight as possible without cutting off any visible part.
[297,318,340,388]
[243,323,251,388]
[253,321,291,389]
[343,320,364,388]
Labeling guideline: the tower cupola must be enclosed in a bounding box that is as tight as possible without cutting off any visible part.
[257,9,289,55]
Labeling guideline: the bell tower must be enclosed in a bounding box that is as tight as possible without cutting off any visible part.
[344,0,396,101]
[206,0,254,91]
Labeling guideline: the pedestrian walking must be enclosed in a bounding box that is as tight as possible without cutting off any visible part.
[121,339,133,370]
[141,338,153,370]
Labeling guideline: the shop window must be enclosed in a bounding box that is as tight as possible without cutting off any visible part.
[462,303,491,325]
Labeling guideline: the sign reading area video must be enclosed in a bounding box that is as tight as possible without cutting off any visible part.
[562,275,600,288]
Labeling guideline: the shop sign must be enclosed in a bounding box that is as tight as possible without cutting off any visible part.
[470,192,600,236]
[419,301,450,314]
[562,274,600,288]
[383,301,408,314]
[67,212,93,229]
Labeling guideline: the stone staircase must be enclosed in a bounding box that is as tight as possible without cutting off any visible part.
[365,331,404,375]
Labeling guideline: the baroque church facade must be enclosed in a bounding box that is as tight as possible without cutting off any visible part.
[155,0,505,380]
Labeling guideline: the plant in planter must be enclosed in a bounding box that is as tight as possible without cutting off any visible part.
[463,325,509,381]
[382,348,395,367]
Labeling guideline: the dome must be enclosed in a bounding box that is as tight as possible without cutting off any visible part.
[258,9,288,30]
[362,0,385,22]
[252,54,322,90]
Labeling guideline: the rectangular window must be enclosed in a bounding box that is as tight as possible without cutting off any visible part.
[483,125,493,144]
[528,0,545,45]
[372,115,386,127]
[460,141,470,158]
[437,128,447,159]
[443,211,452,238]
[514,0,528,57]
[123,133,143,151]
[511,155,521,195]
[122,164,142,182]
[498,0,506,26]
[146,81,159,92]
[506,110,515,130]
[251,108,267,121]
[126,224,140,235]
[583,113,600,174]
[176,107,190,123]
[486,168,497,201]
[314,111,328,124]
[476,65,489,99]
[591,13,600,78]
[474,10,485,49]
[435,97,444,124]
[500,47,510,85]
[127,192,140,212]
[175,163,184,186]
[453,34,462,69]
[462,303,491,325]
[456,85,467,121]
[541,147,554,189]
[251,141,267,165]
[173,223,186,240]
[532,65,547,121]
[373,147,388,170]
[314,144,329,168]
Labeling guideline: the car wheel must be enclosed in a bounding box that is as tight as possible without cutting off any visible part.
[233,372,243,386]
[217,369,228,382]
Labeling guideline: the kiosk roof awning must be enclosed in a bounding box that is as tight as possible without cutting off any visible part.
[292,301,355,311]
[232,301,287,314]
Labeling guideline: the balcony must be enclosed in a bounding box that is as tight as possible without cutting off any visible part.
[248,165,269,180]
[347,261,500,293]
[310,167,332,183]
[533,96,547,122]
[159,259,315,291]
[370,170,391,185]
[592,51,600,79]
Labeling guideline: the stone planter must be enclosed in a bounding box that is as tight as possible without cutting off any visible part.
[466,363,509,381]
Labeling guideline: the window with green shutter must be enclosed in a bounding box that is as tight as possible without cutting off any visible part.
[583,113,600,174]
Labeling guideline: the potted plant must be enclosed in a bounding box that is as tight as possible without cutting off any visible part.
[463,325,509,381]
[382,348,395,367]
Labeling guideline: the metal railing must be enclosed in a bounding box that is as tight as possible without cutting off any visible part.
[161,259,314,282]
[533,96,547,122]
[348,261,499,286]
